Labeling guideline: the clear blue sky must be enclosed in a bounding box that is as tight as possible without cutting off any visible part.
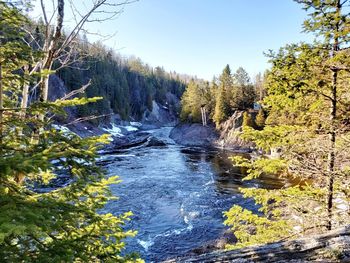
[33,0,311,80]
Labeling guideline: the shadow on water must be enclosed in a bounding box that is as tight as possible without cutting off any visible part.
[100,127,289,262]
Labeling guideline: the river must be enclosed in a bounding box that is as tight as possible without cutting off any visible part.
[100,127,287,262]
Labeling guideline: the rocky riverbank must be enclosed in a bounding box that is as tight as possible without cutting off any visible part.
[169,111,254,151]
[169,123,219,148]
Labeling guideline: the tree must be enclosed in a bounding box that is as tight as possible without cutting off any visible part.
[180,80,209,123]
[19,0,134,119]
[224,0,350,249]
[232,67,255,110]
[254,72,267,102]
[219,64,234,116]
[295,0,349,231]
[255,108,266,129]
[242,112,255,128]
[0,3,142,261]
[213,86,227,127]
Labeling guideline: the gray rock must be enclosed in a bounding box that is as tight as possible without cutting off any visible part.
[146,136,167,147]
[169,123,219,147]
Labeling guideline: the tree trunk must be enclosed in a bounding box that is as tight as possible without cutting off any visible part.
[326,0,341,231]
[327,71,337,230]
[20,65,30,119]
[40,0,64,103]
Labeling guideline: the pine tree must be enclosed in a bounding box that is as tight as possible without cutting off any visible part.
[224,0,350,248]
[232,67,255,110]
[219,65,234,116]
[0,3,142,262]
[213,86,227,127]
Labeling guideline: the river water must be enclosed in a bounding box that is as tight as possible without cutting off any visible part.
[100,127,287,262]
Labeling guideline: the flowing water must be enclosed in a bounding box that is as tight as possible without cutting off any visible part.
[100,127,287,262]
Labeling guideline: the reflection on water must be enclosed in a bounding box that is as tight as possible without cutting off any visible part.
[100,127,288,262]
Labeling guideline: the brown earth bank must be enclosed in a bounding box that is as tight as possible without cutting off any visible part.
[163,226,350,263]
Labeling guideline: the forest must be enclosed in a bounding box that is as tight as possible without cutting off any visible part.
[1,0,350,262]
[56,42,187,122]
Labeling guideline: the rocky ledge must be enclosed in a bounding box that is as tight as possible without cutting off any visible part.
[163,226,350,263]
[169,123,219,147]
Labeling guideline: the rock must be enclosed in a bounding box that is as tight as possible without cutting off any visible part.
[170,111,257,150]
[142,100,178,126]
[102,132,151,154]
[214,111,255,151]
[163,226,350,263]
[189,230,237,256]
[169,123,219,147]
[146,137,167,147]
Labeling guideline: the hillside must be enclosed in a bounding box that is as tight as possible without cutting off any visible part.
[53,42,188,124]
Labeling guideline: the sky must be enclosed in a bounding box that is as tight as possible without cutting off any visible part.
[31,0,312,80]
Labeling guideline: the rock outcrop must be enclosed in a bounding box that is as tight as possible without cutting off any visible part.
[169,123,219,147]
[169,111,255,150]
[214,111,254,151]
[164,226,350,262]
[102,131,151,154]
[142,99,179,126]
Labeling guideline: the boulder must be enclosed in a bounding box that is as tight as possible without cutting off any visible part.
[146,136,167,147]
[102,132,151,154]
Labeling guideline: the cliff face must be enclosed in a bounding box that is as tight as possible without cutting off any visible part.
[164,226,350,263]
[48,74,180,126]
[142,94,180,126]
[214,111,254,150]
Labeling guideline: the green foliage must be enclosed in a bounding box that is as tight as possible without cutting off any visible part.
[181,65,256,127]
[230,155,287,181]
[232,67,256,110]
[180,80,202,122]
[57,44,186,122]
[255,108,266,129]
[224,205,290,249]
[0,3,142,262]
[224,0,350,249]
[242,112,255,128]
[180,79,213,123]
[213,87,227,127]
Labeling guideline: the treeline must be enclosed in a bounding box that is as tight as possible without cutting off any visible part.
[180,64,266,127]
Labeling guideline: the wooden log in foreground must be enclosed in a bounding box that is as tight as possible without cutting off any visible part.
[164,226,350,262]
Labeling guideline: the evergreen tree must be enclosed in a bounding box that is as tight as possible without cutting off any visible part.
[242,112,255,128]
[255,108,266,129]
[0,3,142,261]
[180,80,209,123]
[219,64,234,116]
[213,86,227,127]
[224,0,350,249]
[232,67,255,110]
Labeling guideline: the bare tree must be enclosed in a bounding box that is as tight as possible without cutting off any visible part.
[20,0,135,118]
